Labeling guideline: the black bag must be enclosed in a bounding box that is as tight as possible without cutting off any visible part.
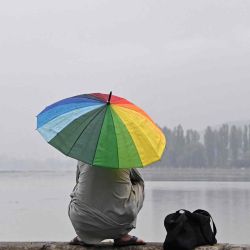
[163,209,217,250]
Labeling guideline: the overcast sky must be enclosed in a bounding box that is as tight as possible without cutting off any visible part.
[0,0,250,160]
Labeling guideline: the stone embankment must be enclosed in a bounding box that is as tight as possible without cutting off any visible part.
[0,242,250,250]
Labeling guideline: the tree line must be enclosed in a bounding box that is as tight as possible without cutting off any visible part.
[155,124,250,168]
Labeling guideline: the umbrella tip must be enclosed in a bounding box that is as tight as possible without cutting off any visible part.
[107,91,112,104]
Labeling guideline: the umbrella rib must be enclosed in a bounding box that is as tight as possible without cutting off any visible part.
[119,109,163,160]
[114,104,159,129]
[38,104,104,130]
[39,96,104,116]
[109,106,119,168]
[110,106,143,168]
[66,106,107,157]
[139,125,165,159]
[37,104,104,129]
[74,94,106,103]
[92,106,108,166]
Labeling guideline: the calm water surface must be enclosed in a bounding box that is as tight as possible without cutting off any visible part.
[0,171,249,243]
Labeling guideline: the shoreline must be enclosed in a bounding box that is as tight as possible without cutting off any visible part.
[1,167,250,182]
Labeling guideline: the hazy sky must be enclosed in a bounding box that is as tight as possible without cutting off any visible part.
[0,0,250,160]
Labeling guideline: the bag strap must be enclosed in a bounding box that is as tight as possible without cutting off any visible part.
[193,209,217,243]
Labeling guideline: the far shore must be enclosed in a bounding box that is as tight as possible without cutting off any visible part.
[1,166,250,182]
[142,167,250,182]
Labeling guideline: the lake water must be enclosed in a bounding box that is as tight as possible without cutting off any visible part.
[0,171,250,244]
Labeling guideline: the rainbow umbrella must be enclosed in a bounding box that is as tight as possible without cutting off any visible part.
[37,92,166,168]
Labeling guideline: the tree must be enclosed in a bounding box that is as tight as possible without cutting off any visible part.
[229,126,242,166]
[243,125,248,154]
[186,129,200,145]
[204,126,216,167]
[162,127,173,167]
[173,125,185,167]
[216,124,229,167]
[249,125,250,150]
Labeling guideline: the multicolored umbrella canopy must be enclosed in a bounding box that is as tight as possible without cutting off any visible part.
[37,92,166,168]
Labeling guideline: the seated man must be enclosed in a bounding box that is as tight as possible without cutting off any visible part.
[68,161,145,246]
